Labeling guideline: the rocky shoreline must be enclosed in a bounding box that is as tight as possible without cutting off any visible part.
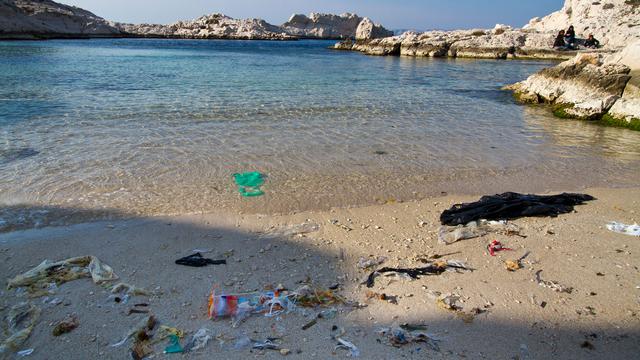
[0,0,392,41]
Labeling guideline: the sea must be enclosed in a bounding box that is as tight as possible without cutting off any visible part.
[1,38,639,231]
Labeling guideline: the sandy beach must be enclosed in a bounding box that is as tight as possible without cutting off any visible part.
[1,187,638,359]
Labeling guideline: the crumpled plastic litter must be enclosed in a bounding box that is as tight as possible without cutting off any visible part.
[233,172,265,197]
[294,285,346,307]
[233,336,252,350]
[17,348,34,357]
[440,192,594,226]
[438,220,522,245]
[175,252,226,267]
[335,338,359,357]
[377,326,440,351]
[252,339,280,350]
[535,270,573,293]
[7,256,118,297]
[52,314,79,336]
[0,303,41,355]
[357,256,387,270]
[110,314,156,348]
[183,328,213,352]
[606,222,640,236]
[109,282,150,304]
[363,260,472,288]
[163,334,183,354]
[208,288,296,326]
[488,240,512,256]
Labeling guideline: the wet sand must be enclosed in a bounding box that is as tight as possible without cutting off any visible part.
[0,187,639,359]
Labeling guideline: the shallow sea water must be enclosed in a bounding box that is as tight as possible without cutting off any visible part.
[1,39,639,231]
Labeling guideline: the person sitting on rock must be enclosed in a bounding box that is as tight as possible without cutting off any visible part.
[553,30,566,48]
[564,25,576,49]
[584,34,600,48]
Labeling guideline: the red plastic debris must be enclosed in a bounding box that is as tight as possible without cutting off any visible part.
[488,240,512,256]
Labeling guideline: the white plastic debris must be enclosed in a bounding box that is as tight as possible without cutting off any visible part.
[606,222,640,236]
[17,349,34,357]
[335,338,360,357]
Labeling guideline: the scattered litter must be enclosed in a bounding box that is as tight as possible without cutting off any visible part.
[0,303,41,355]
[252,339,280,351]
[17,349,34,357]
[488,240,512,256]
[438,220,523,245]
[377,326,440,351]
[357,256,387,269]
[184,328,213,352]
[330,219,353,231]
[233,172,265,197]
[535,270,573,293]
[363,260,472,288]
[365,290,397,304]
[436,295,480,323]
[294,285,346,307]
[334,338,360,357]
[110,314,156,348]
[52,314,79,336]
[164,334,184,354]
[175,252,226,267]
[505,259,521,272]
[109,283,150,304]
[606,222,640,236]
[208,288,296,325]
[7,256,118,297]
[440,192,595,226]
[301,307,338,330]
[158,325,184,340]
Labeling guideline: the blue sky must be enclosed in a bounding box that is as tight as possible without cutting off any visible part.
[64,0,563,30]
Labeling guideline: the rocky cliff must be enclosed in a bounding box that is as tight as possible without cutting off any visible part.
[0,0,121,38]
[506,41,640,129]
[524,0,640,49]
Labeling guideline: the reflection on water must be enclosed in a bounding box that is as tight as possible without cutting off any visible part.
[0,39,638,231]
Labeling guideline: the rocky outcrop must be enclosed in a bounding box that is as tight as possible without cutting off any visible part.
[115,13,292,40]
[506,40,640,128]
[281,13,363,39]
[0,0,121,38]
[355,17,393,41]
[336,28,578,60]
[524,0,640,49]
[336,0,638,60]
[506,53,630,119]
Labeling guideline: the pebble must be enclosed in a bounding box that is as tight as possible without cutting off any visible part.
[280,349,291,356]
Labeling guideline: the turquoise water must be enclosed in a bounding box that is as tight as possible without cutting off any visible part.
[1,39,639,230]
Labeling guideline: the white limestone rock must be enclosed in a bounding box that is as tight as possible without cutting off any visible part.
[507,53,632,118]
[523,0,640,49]
[355,17,393,41]
[281,12,363,38]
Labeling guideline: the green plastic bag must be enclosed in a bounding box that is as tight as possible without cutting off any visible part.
[233,172,265,197]
[164,334,183,354]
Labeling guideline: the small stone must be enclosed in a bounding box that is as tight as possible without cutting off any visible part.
[280,349,291,356]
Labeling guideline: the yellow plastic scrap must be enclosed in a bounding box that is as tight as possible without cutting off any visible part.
[155,326,185,342]
[295,286,346,308]
[7,256,118,297]
[0,303,41,354]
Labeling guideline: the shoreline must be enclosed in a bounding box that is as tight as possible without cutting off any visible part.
[1,186,639,358]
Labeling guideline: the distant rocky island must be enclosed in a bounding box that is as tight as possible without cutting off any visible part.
[0,0,391,40]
